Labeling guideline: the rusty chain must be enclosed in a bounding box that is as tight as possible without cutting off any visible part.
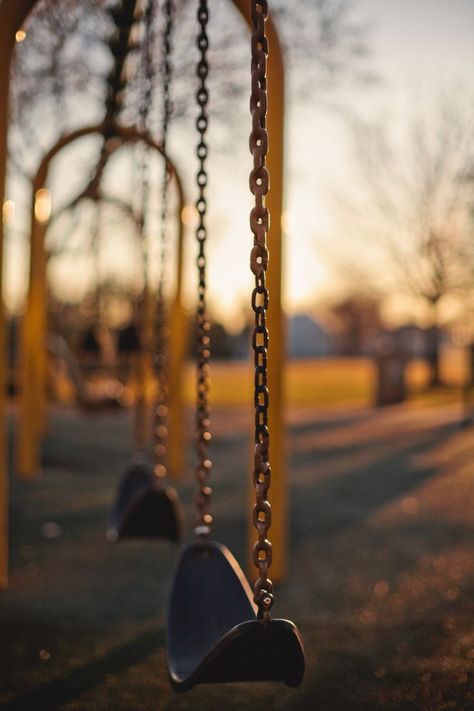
[249,0,273,621]
[136,0,156,282]
[193,0,213,536]
[153,0,175,479]
[133,0,155,448]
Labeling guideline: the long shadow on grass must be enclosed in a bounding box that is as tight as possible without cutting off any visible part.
[289,409,375,437]
[1,626,165,711]
[294,569,474,711]
[290,421,462,540]
[202,421,464,573]
[290,417,462,468]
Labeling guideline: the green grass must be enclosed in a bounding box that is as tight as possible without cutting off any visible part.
[181,357,465,409]
[182,358,373,408]
[2,402,473,709]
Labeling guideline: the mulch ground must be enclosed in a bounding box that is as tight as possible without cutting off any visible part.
[0,402,473,710]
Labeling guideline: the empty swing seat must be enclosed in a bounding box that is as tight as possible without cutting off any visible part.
[166,540,305,691]
[109,454,183,542]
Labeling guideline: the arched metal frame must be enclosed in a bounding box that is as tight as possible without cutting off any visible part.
[0,0,286,590]
[17,122,188,490]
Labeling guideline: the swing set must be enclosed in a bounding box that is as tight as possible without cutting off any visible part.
[113,0,305,688]
[0,0,304,690]
[111,0,185,542]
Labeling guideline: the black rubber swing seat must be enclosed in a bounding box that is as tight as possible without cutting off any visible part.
[166,540,305,692]
[109,454,183,542]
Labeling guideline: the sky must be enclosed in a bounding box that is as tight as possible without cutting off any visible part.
[284,0,474,317]
[3,0,474,329]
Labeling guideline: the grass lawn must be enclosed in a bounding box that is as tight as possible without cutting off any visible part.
[1,402,473,709]
[179,356,467,409]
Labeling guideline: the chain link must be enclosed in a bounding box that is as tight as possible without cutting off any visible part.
[136,0,155,290]
[132,0,155,448]
[153,0,176,479]
[249,0,273,621]
[105,0,139,129]
[193,0,213,537]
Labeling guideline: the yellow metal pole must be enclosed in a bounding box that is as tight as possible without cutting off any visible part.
[166,168,187,480]
[17,166,54,478]
[166,296,187,478]
[0,0,38,589]
[17,130,102,479]
[31,191,50,440]
[16,209,48,478]
[231,1,287,582]
[0,41,10,586]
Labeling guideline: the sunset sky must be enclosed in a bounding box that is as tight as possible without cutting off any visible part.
[4,0,474,330]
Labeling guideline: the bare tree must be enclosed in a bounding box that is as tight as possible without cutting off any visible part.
[7,0,376,321]
[9,0,375,169]
[339,95,474,385]
[9,0,111,178]
[329,291,383,356]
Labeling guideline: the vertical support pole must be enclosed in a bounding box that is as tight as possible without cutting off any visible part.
[0,0,39,590]
[167,298,186,478]
[231,1,287,582]
[16,315,37,477]
[167,184,187,480]
[33,214,49,441]
[0,49,8,584]
[264,16,286,583]
[17,208,48,478]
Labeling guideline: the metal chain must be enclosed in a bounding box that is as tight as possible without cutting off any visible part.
[193,0,213,536]
[153,0,176,479]
[105,0,138,130]
[137,0,155,304]
[135,0,155,450]
[249,0,273,621]
[133,0,155,453]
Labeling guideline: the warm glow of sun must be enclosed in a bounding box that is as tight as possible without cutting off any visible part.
[2,199,15,225]
[34,189,52,224]
[181,204,197,227]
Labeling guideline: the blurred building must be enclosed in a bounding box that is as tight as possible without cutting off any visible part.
[288,313,332,359]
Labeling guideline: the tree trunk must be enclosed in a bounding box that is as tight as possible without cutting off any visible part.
[428,326,441,386]
[427,301,441,388]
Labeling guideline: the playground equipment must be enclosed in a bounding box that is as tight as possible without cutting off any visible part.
[16,123,188,480]
[47,334,125,410]
[110,0,184,542]
[45,172,182,539]
[0,0,286,594]
[47,194,131,410]
[110,452,182,540]
[16,0,141,478]
[166,0,304,690]
[47,191,150,411]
